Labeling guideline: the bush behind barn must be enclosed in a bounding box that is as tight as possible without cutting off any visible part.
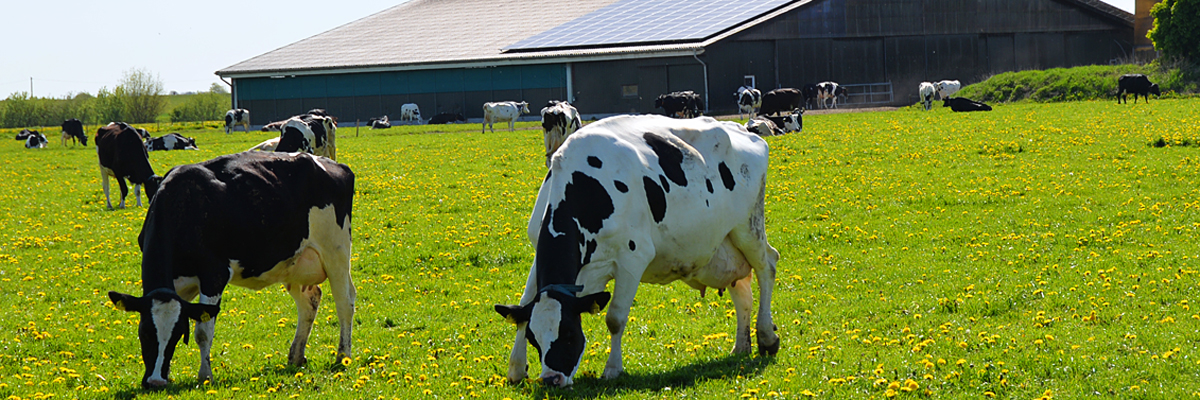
[959,62,1200,103]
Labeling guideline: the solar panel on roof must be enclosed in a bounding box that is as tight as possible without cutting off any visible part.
[503,0,792,51]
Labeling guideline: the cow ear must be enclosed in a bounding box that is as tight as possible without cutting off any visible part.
[494,304,532,324]
[182,302,220,323]
[108,291,148,313]
[575,292,611,315]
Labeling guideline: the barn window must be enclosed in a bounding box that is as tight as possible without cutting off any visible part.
[743,75,756,88]
[622,84,638,98]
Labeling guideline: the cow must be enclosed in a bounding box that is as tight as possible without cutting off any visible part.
[745,117,783,137]
[248,137,281,152]
[261,120,287,132]
[367,115,391,129]
[918,82,936,111]
[24,132,48,148]
[225,109,251,134]
[428,113,467,125]
[759,88,803,117]
[736,86,762,119]
[16,129,38,141]
[934,80,961,100]
[763,109,803,134]
[942,97,992,112]
[495,114,780,387]
[135,127,151,140]
[106,151,356,389]
[400,103,421,122]
[540,101,583,168]
[1117,74,1161,104]
[654,91,703,118]
[276,113,337,160]
[145,133,198,151]
[95,122,162,210]
[816,81,845,109]
[483,101,530,133]
[62,119,87,146]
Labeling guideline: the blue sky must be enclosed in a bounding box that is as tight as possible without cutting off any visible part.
[1,0,1134,99]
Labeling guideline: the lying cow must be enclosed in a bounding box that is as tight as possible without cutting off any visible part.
[25,131,48,148]
[736,86,762,119]
[654,91,703,118]
[495,115,780,387]
[225,109,250,134]
[918,82,936,111]
[15,129,38,141]
[1117,74,1161,104]
[248,137,281,152]
[745,117,783,136]
[943,97,992,112]
[145,133,198,151]
[483,101,530,133]
[107,151,356,389]
[368,115,391,129]
[62,118,88,146]
[261,120,287,132]
[759,88,803,117]
[400,103,421,122]
[934,80,961,100]
[540,100,582,168]
[277,113,337,160]
[428,113,466,125]
[95,122,162,210]
[764,109,803,134]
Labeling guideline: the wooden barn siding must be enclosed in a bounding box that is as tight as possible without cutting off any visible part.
[570,56,707,117]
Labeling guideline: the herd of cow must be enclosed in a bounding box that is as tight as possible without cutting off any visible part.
[12,71,1168,391]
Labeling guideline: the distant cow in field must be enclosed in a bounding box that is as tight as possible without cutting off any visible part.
[107,151,356,389]
[654,91,703,118]
[764,109,803,134]
[95,122,162,209]
[428,113,466,125]
[759,88,803,116]
[540,100,582,167]
[801,84,818,110]
[368,115,391,129]
[16,129,38,141]
[225,109,250,134]
[145,133,198,151]
[61,119,87,146]
[816,82,846,109]
[943,97,992,112]
[934,80,961,100]
[918,82,936,111]
[277,113,337,160]
[1117,74,1161,104]
[745,117,783,136]
[736,86,762,119]
[400,104,421,122]
[25,132,48,148]
[483,101,530,133]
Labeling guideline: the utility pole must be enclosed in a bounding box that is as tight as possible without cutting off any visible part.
[30,77,33,97]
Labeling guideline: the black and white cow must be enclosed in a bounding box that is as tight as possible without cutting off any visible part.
[16,129,38,141]
[95,122,162,210]
[224,109,250,134]
[276,113,337,160]
[25,131,48,148]
[400,104,421,122]
[483,101,531,133]
[815,81,845,109]
[495,115,780,387]
[428,113,466,125]
[764,109,803,134]
[654,91,703,118]
[934,80,961,100]
[261,120,287,132]
[1117,74,1161,104]
[918,82,936,111]
[145,133,198,151]
[736,86,762,119]
[942,97,992,112]
[745,117,783,137]
[540,101,582,168]
[759,88,803,117]
[62,118,87,146]
[368,115,391,129]
[107,151,356,389]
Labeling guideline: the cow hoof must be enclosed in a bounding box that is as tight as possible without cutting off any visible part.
[289,355,308,367]
[602,367,623,380]
[758,338,781,356]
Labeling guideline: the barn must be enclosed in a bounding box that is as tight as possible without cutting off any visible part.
[216,0,1133,123]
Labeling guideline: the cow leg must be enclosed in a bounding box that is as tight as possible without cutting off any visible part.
[100,170,113,210]
[133,183,142,207]
[286,283,321,366]
[506,262,540,383]
[323,242,356,364]
[728,274,754,353]
[602,265,642,379]
[508,121,515,132]
[195,292,221,382]
[116,178,129,209]
[729,184,781,355]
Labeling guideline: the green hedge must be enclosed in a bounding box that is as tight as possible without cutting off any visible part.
[957,63,1198,103]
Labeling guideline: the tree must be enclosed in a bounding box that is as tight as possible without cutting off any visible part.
[209,82,229,95]
[2,92,43,128]
[119,68,168,123]
[1148,0,1200,63]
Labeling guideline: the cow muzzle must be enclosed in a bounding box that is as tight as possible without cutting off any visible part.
[539,371,571,387]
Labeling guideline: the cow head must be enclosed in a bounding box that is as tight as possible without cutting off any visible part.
[108,289,220,388]
[1150,83,1161,96]
[518,102,531,114]
[781,110,803,133]
[495,285,610,387]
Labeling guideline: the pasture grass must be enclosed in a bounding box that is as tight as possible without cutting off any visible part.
[1,101,1198,399]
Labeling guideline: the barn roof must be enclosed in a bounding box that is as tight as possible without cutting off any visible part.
[217,0,1133,78]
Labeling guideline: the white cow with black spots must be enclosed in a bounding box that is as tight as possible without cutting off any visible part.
[935,80,961,100]
[540,101,582,168]
[919,82,936,111]
[483,101,530,133]
[494,115,780,387]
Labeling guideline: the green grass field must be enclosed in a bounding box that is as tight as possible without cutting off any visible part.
[1,100,1198,399]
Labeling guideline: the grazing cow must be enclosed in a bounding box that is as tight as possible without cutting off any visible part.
[918,82,936,111]
[736,86,762,119]
[934,80,961,100]
[428,113,466,125]
[261,120,287,132]
[276,113,337,160]
[654,91,703,118]
[399,103,421,122]
[483,101,530,133]
[494,115,780,387]
[62,119,87,146]
[225,109,251,134]
[1117,74,1161,104]
[145,133,198,151]
[367,115,391,129]
[745,117,783,137]
[95,122,162,210]
[758,88,803,117]
[107,151,356,389]
[25,132,48,148]
[540,101,583,168]
[942,97,992,112]
[764,109,803,134]
[248,137,281,152]
[816,81,844,109]
[16,129,38,141]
